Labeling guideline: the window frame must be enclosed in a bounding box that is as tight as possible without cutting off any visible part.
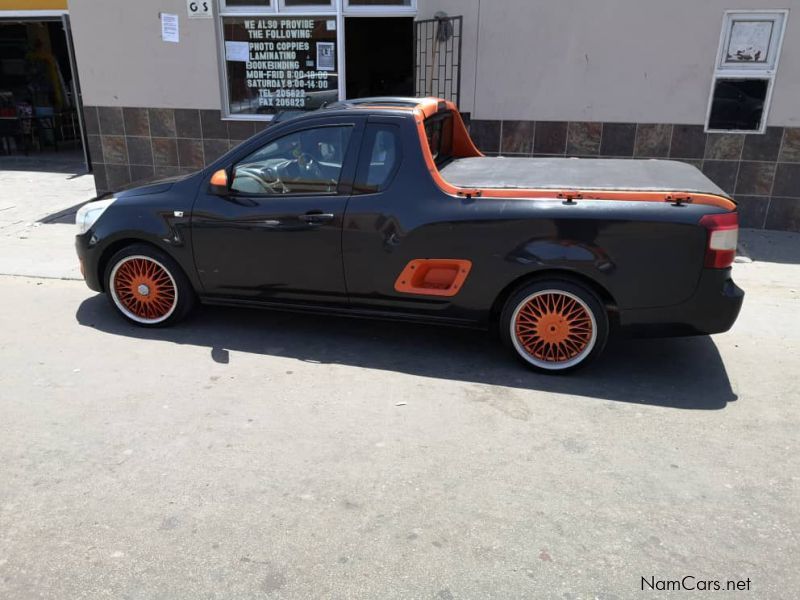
[343,0,416,17]
[219,1,277,15]
[277,0,336,14]
[230,122,357,197]
[704,10,788,134]
[216,0,416,121]
[216,11,343,121]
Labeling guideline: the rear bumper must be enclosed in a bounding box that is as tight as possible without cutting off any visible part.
[618,268,744,337]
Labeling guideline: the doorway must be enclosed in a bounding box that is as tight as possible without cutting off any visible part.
[0,16,87,168]
[344,17,414,100]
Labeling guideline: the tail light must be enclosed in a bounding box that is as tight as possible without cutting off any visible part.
[699,212,738,269]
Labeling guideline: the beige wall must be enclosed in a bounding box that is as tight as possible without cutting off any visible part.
[436,0,799,125]
[68,0,221,109]
[769,4,800,125]
[69,0,798,126]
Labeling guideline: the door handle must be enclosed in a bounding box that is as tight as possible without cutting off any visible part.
[299,212,334,224]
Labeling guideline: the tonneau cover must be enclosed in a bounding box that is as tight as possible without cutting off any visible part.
[439,157,729,198]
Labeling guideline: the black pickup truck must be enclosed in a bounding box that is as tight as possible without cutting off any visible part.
[75,97,743,372]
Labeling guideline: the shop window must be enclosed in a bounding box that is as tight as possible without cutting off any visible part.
[223,0,272,8]
[707,79,768,132]
[706,11,787,133]
[221,16,338,117]
[283,0,333,6]
[278,0,335,9]
[348,0,411,5]
[344,0,415,13]
[217,0,416,119]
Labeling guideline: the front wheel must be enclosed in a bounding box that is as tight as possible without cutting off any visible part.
[104,244,195,327]
[500,280,609,373]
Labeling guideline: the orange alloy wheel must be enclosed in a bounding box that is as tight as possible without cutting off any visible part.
[111,256,178,323]
[513,290,596,368]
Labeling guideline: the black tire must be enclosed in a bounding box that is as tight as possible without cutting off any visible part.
[103,243,195,327]
[499,279,609,374]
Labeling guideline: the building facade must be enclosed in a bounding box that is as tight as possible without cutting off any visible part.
[4,0,797,229]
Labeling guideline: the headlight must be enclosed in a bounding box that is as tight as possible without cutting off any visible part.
[76,197,115,235]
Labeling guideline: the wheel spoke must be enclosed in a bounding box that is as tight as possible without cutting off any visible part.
[515,290,595,365]
[112,256,177,323]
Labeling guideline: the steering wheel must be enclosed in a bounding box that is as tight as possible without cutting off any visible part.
[297,152,324,179]
[259,164,289,194]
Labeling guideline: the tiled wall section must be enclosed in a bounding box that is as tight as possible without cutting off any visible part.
[469,119,800,231]
[83,105,269,195]
[83,105,800,231]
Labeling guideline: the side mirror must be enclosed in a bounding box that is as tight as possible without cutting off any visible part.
[208,168,230,196]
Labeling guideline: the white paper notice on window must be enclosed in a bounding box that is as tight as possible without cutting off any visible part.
[316,42,335,72]
[225,41,249,62]
[161,13,179,43]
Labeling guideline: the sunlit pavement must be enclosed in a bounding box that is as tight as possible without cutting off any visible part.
[1,163,799,598]
[0,154,95,280]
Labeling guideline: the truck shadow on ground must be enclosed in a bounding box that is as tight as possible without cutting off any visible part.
[76,296,737,410]
[0,153,87,175]
[37,201,91,224]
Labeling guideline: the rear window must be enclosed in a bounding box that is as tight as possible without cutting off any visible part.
[354,124,402,194]
[424,113,453,167]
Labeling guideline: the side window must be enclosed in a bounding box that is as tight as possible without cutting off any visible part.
[424,114,453,166]
[231,125,352,195]
[354,124,401,194]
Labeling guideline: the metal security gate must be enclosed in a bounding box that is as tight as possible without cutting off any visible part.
[414,15,462,106]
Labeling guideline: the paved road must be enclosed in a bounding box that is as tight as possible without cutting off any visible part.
[1,157,799,598]
[1,237,798,598]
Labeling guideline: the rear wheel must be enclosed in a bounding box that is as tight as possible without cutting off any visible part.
[500,280,609,373]
[104,244,195,327]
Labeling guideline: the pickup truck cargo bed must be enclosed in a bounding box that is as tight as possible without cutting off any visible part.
[439,157,729,197]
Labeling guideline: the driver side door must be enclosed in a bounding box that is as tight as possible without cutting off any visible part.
[192,116,364,305]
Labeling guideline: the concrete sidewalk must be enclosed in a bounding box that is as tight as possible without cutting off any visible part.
[0,155,96,280]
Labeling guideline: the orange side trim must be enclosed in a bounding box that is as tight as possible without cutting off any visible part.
[415,97,443,118]
[354,105,415,112]
[445,100,482,158]
[412,100,737,211]
[349,100,439,115]
[394,259,472,297]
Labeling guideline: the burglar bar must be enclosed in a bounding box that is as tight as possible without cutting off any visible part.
[414,16,462,107]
